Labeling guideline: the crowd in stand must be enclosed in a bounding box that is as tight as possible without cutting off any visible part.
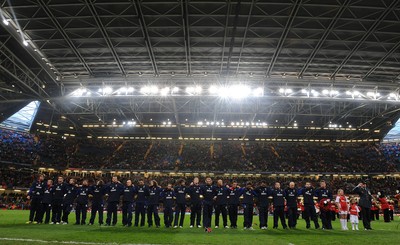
[2,129,399,173]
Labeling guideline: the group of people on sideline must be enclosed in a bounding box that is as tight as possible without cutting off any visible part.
[25,174,399,232]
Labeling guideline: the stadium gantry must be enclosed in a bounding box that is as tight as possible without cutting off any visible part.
[0,0,400,142]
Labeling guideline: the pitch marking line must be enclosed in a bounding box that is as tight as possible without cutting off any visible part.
[0,238,162,245]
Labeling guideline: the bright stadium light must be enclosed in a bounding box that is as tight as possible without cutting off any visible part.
[389,93,398,100]
[311,89,319,96]
[140,86,150,94]
[71,88,88,97]
[278,88,292,95]
[23,40,28,46]
[209,85,219,94]
[186,87,194,93]
[117,87,127,95]
[366,91,380,99]
[253,87,264,97]
[186,86,202,95]
[160,87,170,96]
[227,85,251,98]
[3,19,9,25]
[172,87,179,93]
[195,86,202,94]
[150,86,158,94]
[127,87,134,93]
[103,87,113,95]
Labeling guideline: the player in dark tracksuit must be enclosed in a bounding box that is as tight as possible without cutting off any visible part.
[315,180,333,230]
[62,178,77,224]
[161,184,175,228]
[298,182,320,229]
[52,176,66,224]
[285,181,298,228]
[272,182,287,229]
[75,180,90,225]
[147,180,162,227]
[27,174,45,224]
[200,177,216,231]
[39,179,54,224]
[255,181,271,229]
[122,180,135,227]
[227,181,241,228]
[214,179,229,228]
[241,182,257,230]
[105,176,123,226]
[174,179,188,228]
[88,180,105,225]
[187,177,202,228]
[134,180,149,227]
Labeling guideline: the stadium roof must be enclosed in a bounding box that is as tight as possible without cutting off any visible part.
[1,0,400,140]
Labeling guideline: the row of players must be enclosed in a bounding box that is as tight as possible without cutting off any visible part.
[26,175,397,232]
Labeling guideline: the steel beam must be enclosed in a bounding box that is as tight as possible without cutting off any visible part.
[329,0,400,79]
[265,0,302,76]
[132,0,159,76]
[37,0,93,76]
[85,0,127,76]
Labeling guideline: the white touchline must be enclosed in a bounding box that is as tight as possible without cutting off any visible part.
[0,238,162,245]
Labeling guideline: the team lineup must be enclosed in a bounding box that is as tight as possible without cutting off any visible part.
[26,174,396,233]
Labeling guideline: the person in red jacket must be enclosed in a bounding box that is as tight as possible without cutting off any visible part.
[349,199,361,231]
[330,201,338,221]
[377,192,390,222]
[370,201,379,221]
[335,189,349,230]
[388,201,394,221]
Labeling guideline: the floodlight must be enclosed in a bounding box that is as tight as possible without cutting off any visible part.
[253,87,264,97]
[160,87,170,96]
[103,87,113,95]
[209,85,218,94]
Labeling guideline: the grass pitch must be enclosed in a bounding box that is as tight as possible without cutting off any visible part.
[0,210,399,245]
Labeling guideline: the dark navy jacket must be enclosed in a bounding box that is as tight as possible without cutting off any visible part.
[105,182,123,203]
[200,184,216,205]
[271,188,286,207]
[174,185,188,204]
[63,184,77,205]
[76,185,90,205]
[90,185,105,204]
[227,187,241,205]
[134,185,149,203]
[241,188,257,205]
[53,182,66,202]
[42,185,54,204]
[148,186,162,205]
[187,185,202,205]
[255,186,272,207]
[122,186,135,203]
[298,187,316,206]
[314,188,333,201]
[285,188,298,208]
[214,186,228,205]
[28,180,45,200]
[161,189,175,208]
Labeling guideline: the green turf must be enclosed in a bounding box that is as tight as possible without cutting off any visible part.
[0,210,399,245]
